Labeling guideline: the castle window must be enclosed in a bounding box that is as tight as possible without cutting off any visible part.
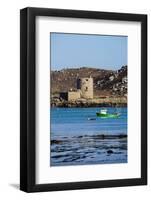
[86,79,88,81]
[85,87,88,91]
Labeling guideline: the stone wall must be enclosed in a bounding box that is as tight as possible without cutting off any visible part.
[68,91,81,101]
[60,91,81,101]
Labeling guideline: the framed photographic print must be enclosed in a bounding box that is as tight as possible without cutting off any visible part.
[20,7,147,192]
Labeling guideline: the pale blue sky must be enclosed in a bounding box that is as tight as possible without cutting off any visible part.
[50,33,127,70]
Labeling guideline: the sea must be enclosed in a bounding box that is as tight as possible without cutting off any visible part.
[50,107,127,166]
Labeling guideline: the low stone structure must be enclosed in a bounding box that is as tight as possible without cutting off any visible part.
[60,77,93,101]
[60,90,81,101]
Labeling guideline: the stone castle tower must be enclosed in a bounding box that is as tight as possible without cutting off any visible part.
[77,77,93,99]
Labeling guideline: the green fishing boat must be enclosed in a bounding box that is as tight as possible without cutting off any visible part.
[96,109,120,118]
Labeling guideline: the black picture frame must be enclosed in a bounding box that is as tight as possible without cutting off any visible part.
[20,7,147,192]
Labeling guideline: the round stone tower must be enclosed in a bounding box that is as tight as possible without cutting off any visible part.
[77,77,93,99]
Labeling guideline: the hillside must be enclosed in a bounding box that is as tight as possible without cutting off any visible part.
[51,66,127,97]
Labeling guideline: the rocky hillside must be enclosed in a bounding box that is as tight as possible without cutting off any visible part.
[51,66,127,97]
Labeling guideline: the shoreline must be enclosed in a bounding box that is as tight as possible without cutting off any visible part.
[51,104,127,108]
[51,134,127,145]
[51,96,127,108]
[51,102,127,108]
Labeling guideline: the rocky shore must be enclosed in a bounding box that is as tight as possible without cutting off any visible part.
[51,134,127,145]
[51,133,127,166]
[51,97,127,108]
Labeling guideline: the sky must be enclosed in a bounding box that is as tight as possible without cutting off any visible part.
[50,33,127,70]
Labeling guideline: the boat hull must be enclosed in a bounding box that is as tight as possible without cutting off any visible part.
[96,112,120,118]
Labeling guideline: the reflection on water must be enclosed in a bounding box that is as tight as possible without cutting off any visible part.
[50,107,127,166]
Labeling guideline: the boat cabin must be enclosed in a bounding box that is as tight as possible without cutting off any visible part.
[100,109,107,114]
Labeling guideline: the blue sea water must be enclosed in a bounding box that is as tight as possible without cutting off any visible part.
[50,107,127,166]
